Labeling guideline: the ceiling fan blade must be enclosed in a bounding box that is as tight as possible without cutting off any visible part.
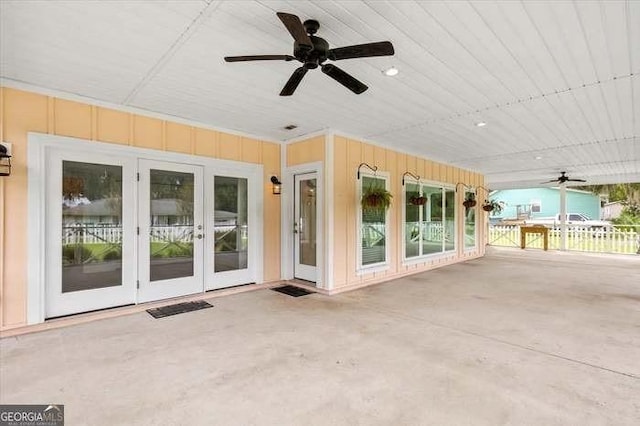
[224,55,295,62]
[328,41,395,61]
[280,67,308,96]
[540,179,558,184]
[276,12,313,48]
[321,64,368,94]
[567,178,587,182]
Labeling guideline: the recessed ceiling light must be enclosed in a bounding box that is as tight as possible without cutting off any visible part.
[475,121,487,127]
[383,66,398,76]
[535,156,543,160]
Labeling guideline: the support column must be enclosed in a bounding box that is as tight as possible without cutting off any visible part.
[560,184,567,250]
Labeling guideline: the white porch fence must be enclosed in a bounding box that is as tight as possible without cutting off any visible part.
[62,224,240,245]
[489,225,640,254]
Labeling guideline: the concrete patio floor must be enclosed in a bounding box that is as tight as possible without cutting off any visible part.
[2,248,639,425]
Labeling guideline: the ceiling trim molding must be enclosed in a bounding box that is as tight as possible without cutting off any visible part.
[0,78,283,144]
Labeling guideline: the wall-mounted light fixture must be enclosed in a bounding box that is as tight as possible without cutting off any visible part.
[270,175,282,195]
[0,143,12,177]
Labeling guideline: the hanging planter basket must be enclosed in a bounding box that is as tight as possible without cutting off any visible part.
[462,199,477,208]
[361,186,393,213]
[409,196,428,206]
[482,200,504,214]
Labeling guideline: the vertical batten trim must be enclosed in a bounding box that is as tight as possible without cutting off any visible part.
[280,142,288,280]
[128,113,134,146]
[47,97,55,134]
[325,132,335,290]
[190,126,196,155]
[161,121,167,151]
[90,106,98,140]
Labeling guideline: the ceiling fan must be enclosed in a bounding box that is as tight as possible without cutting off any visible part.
[224,12,395,96]
[541,171,586,184]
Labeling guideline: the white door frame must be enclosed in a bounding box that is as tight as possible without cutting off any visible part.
[27,132,264,324]
[282,162,324,289]
[44,150,137,318]
[137,159,204,303]
[293,172,318,283]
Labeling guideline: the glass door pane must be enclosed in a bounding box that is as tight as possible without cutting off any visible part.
[149,169,195,281]
[294,172,318,282]
[299,178,317,267]
[405,183,420,258]
[361,176,387,265]
[214,176,248,272]
[62,161,123,293]
[465,190,476,249]
[444,189,456,251]
[423,187,443,255]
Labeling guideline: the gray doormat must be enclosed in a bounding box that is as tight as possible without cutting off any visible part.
[147,300,213,319]
[271,285,313,297]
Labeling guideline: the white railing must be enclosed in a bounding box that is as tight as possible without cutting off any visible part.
[489,225,640,254]
[62,223,243,245]
[406,221,454,242]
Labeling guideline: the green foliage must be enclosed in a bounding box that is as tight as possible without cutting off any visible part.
[62,244,95,264]
[611,203,640,231]
[151,243,193,258]
[102,249,122,261]
[361,184,393,213]
[483,200,504,214]
[577,183,640,204]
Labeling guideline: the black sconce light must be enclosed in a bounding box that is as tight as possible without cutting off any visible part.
[270,175,282,195]
[0,144,11,177]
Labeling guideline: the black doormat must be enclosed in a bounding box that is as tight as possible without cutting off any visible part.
[147,300,213,319]
[271,285,313,297]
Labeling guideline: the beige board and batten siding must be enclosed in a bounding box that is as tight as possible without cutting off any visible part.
[286,135,325,166]
[332,136,485,291]
[0,87,281,331]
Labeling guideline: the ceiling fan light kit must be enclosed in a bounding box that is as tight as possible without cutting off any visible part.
[383,66,399,76]
[224,12,395,96]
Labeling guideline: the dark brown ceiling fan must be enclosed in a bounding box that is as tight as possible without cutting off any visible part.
[541,171,586,184]
[224,12,395,96]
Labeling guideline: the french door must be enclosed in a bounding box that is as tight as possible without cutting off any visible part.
[294,173,318,283]
[42,141,260,319]
[137,160,204,303]
[45,151,137,318]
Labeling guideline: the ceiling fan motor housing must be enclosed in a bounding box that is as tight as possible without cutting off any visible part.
[294,35,330,69]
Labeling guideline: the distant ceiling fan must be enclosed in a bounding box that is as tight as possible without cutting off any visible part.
[224,12,395,96]
[541,171,586,184]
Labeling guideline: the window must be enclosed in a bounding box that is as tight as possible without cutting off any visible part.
[464,189,477,249]
[531,199,541,213]
[359,174,389,269]
[404,182,456,259]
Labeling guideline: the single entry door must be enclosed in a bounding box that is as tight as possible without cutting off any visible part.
[138,160,204,302]
[294,173,318,282]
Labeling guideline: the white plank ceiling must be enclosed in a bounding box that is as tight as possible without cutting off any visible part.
[1,0,638,189]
